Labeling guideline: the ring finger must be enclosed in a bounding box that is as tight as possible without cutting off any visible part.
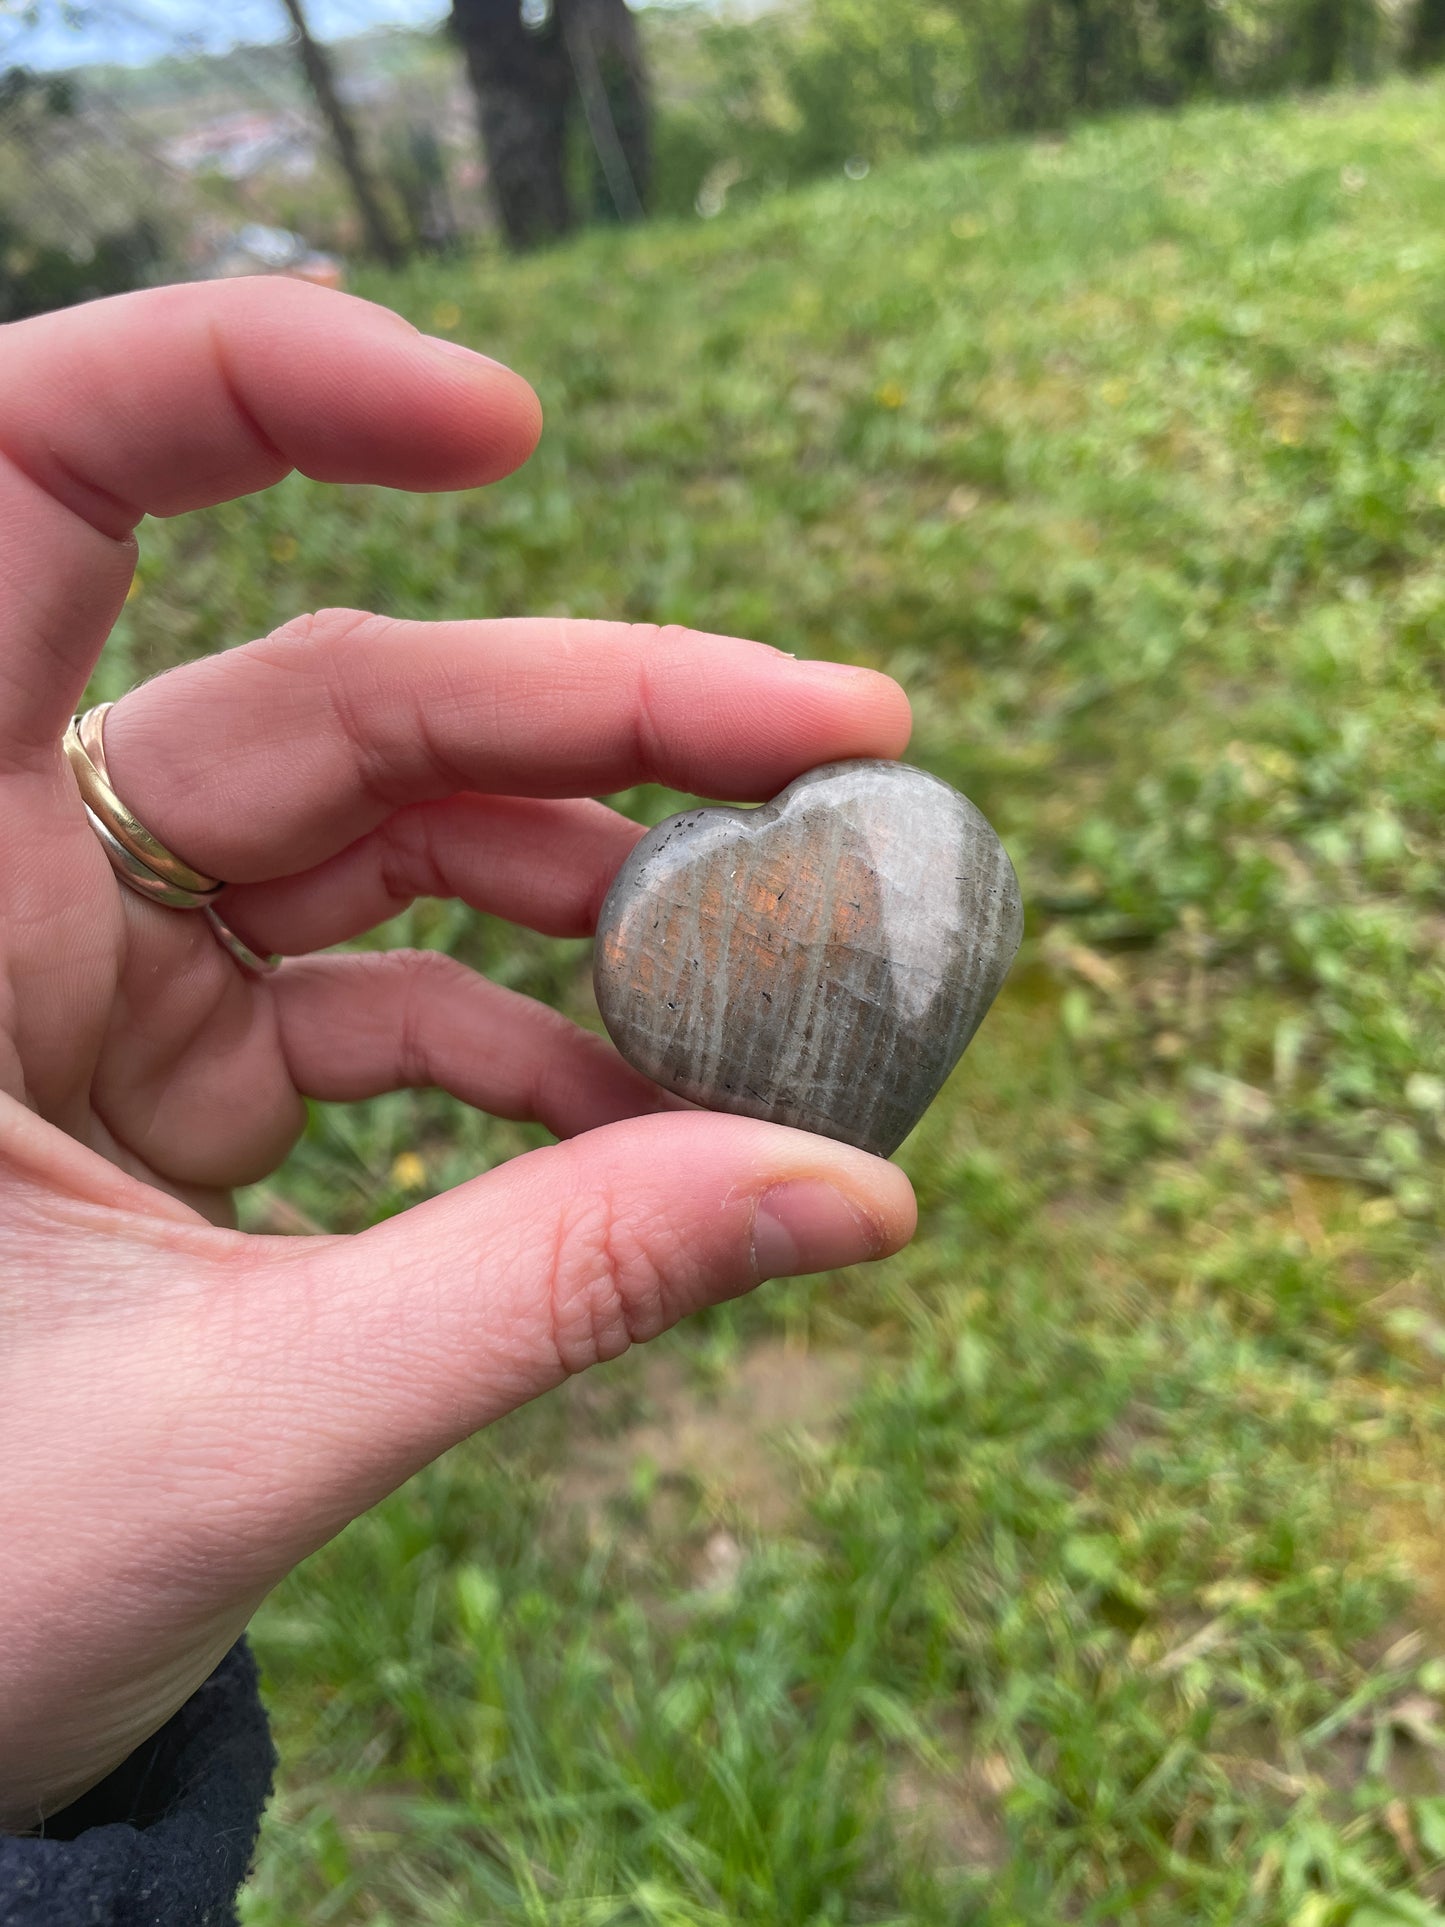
[91,792,660,1188]
[218,792,645,957]
[95,945,688,1195]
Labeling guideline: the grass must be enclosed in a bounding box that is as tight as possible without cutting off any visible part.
[96,74,1445,1924]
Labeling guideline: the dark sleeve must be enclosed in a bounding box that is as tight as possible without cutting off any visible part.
[0,1638,276,1927]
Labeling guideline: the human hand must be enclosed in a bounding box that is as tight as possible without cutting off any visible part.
[0,280,916,1828]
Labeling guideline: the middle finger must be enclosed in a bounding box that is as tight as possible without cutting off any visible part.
[98,612,911,885]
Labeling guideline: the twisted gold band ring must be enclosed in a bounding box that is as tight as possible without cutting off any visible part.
[63,704,279,977]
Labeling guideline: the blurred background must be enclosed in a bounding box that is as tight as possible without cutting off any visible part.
[7,1,1445,1920]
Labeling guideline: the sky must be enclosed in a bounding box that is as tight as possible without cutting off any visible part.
[1,0,452,71]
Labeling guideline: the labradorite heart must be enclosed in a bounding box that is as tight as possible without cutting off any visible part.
[593,760,1023,1157]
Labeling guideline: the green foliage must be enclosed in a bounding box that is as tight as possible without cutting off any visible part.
[0,210,164,322]
[95,74,1445,1924]
[0,63,172,319]
[647,0,1417,218]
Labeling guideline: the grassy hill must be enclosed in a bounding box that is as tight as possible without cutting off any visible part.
[104,73,1445,1925]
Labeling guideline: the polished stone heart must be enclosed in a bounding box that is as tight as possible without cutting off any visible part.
[593,759,1023,1157]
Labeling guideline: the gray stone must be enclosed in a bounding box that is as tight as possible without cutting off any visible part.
[593,759,1024,1157]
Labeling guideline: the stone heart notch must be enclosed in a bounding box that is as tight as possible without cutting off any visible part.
[594,759,1023,1158]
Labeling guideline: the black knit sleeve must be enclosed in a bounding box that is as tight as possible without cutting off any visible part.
[0,1639,276,1927]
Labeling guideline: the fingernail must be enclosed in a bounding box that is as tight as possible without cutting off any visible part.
[422,334,515,373]
[752,1180,882,1279]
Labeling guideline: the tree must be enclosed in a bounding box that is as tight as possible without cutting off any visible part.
[450,0,651,251]
[1406,0,1445,67]
[1161,0,1216,96]
[451,0,572,248]
[277,0,404,267]
[1297,0,1351,85]
[0,64,171,320]
[562,0,650,223]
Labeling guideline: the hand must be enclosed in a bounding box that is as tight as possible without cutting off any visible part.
[0,279,916,1829]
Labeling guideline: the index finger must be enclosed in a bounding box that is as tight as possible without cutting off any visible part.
[0,278,541,760]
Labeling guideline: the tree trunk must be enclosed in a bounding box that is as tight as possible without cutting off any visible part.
[558,0,651,222]
[1407,0,1445,66]
[451,0,573,249]
[1062,0,1103,108]
[278,0,404,268]
[1164,0,1216,94]
[1006,0,1061,132]
[1298,0,1350,84]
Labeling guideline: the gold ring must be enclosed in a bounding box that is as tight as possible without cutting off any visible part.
[80,803,216,909]
[65,703,281,978]
[65,703,223,899]
[204,907,279,977]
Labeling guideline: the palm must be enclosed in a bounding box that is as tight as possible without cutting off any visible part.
[0,276,913,1832]
[19,821,285,1220]
[19,702,662,1224]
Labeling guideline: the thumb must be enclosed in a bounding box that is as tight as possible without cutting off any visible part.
[0,1112,912,1822]
[240,1113,915,1570]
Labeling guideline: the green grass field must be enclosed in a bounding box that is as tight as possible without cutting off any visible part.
[100,74,1445,1924]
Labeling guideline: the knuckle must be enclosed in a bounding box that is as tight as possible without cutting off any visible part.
[259,611,396,799]
[543,1180,673,1376]
[521,1012,605,1130]
[381,943,456,979]
[643,621,695,659]
[378,807,449,910]
[261,606,384,657]
[625,638,668,775]
[259,611,449,809]
[378,947,472,1087]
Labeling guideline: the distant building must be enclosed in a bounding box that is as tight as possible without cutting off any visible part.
[159,110,316,182]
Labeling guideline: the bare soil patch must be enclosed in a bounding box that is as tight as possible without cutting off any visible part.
[553,1337,865,1536]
